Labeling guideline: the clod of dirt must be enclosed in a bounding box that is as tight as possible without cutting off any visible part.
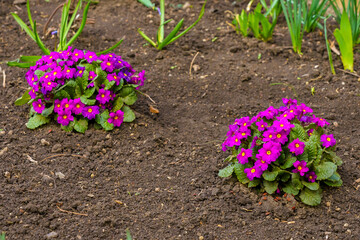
[192,64,201,72]
[45,231,58,239]
[0,147,8,156]
[51,144,62,153]
[41,139,50,146]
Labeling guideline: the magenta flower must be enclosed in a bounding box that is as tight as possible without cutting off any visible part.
[237,127,251,140]
[96,88,111,104]
[108,110,124,127]
[130,70,146,88]
[51,66,63,79]
[63,66,76,79]
[29,85,39,99]
[26,74,38,87]
[305,172,317,183]
[61,98,73,113]
[54,99,62,113]
[82,106,99,120]
[75,66,85,78]
[84,51,97,63]
[274,131,288,145]
[101,60,115,72]
[254,159,269,171]
[282,98,297,106]
[57,110,74,126]
[320,134,336,148]
[235,116,250,128]
[307,129,314,137]
[226,124,238,137]
[263,130,276,142]
[273,118,294,132]
[107,73,120,85]
[292,161,309,176]
[261,106,278,120]
[288,138,305,156]
[72,49,84,62]
[72,98,85,115]
[42,78,58,92]
[244,166,263,181]
[237,148,252,164]
[256,120,268,131]
[32,99,45,114]
[258,141,281,163]
[88,71,97,81]
[313,116,330,127]
[298,103,313,115]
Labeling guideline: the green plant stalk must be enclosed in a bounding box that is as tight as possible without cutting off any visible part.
[323,17,336,75]
[334,11,354,72]
[239,10,248,36]
[158,0,165,43]
[303,0,329,33]
[280,0,304,54]
[96,39,124,56]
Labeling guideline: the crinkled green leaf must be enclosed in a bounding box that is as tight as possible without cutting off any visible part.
[122,90,138,106]
[80,96,96,105]
[305,140,317,162]
[263,180,278,194]
[34,69,45,78]
[84,87,95,98]
[283,182,299,195]
[76,70,89,91]
[61,121,75,132]
[15,89,31,105]
[315,161,337,180]
[280,156,297,169]
[290,123,308,141]
[26,114,50,129]
[104,78,116,90]
[299,188,322,206]
[327,171,341,182]
[55,90,71,100]
[302,181,319,191]
[121,105,136,123]
[95,109,114,131]
[113,79,124,93]
[324,179,343,187]
[219,163,235,178]
[327,151,343,166]
[74,118,88,133]
[42,104,54,117]
[262,169,279,181]
[248,179,261,188]
[234,163,250,184]
[112,97,124,113]
[292,173,303,190]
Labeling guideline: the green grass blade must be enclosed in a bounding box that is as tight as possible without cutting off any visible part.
[11,13,35,41]
[323,17,336,75]
[334,11,353,72]
[158,19,184,49]
[20,55,42,62]
[64,0,82,46]
[59,1,69,50]
[64,0,91,50]
[239,10,248,36]
[138,0,155,8]
[158,0,165,43]
[138,29,157,47]
[96,39,124,56]
[7,59,36,68]
[166,0,208,45]
[33,20,50,55]
[26,0,34,29]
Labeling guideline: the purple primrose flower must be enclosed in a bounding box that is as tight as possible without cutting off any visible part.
[288,138,305,156]
[244,166,263,181]
[320,134,336,148]
[108,110,124,127]
[57,110,74,126]
[237,148,252,164]
[306,171,317,183]
[33,99,45,114]
[292,161,309,176]
[82,106,99,120]
[96,88,111,104]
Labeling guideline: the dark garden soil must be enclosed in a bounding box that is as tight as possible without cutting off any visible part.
[1,0,360,239]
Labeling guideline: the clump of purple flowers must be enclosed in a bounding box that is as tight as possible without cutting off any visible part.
[219,98,343,206]
[17,47,146,132]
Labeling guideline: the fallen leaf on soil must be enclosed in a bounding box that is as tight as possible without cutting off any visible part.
[329,41,340,56]
[149,105,159,114]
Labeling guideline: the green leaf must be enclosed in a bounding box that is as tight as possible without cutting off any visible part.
[76,71,89,91]
[290,123,308,141]
[315,161,337,180]
[280,172,291,182]
[305,140,318,162]
[263,180,278,194]
[95,67,107,85]
[299,188,322,206]
[283,182,299,195]
[26,114,50,129]
[122,90,138,106]
[324,179,343,187]
[248,179,261,188]
[84,87,95,98]
[121,105,136,123]
[327,171,341,182]
[234,163,250,184]
[302,181,319,191]
[291,173,303,190]
[96,39,124,56]
[80,96,96,105]
[103,78,116,90]
[95,110,114,131]
[42,104,54,117]
[74,118,88,133]
[15,89,31,105]
[262,169,279,181]
[137,0,155,8]
[112,97,124,112]
[280,156,297,169]
[61,121,75,132]
[218,164,235,178]
[55,90,71,100]
[75,85,82,98]
[327,151,343,166]
[20,55,41,62]
[113,79,124,93]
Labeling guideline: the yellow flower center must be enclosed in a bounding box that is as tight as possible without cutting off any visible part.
[90,76,93,79]
[63,115,67,119]
[251,169,256,173]
[88,109,92,113]
[118,61,122,64]
[284,114,287,117]
[320,118,323,121]
[89,55,93,58]
[38,104,42,107]
[79,71,83,74]
[114,76,117,79]
[47,82,51,85]
[298,166,302,170]
[101,94,105,98]
[309,132,312,136]
[114,116,118,120]
[67,70,70,73]
[235,138,239,142]
[269,134,272,138]
[53,72,57,75]
[243,123,247,126]
[267,151,271,155]
[261,125,264,128]
[295,144,299,148]
[107,62,111,66]
[76,104,80,108]
[124,73,127,76]
[290,110,294,113]
[45,75,48,78]
[327,137,331,141]
[277,134,281,138]
[241,133,246,136]
[57,104,60,108]
[309,176,313,179]
[31,77,34,81]
[75,53,78,56]
[280,124,284,127]
[109,55,113,57]
[241,152,245,157]
[261,160,265,164]
[65,104,69,108]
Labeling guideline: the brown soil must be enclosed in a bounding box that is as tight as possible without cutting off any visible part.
[1,0,360,239]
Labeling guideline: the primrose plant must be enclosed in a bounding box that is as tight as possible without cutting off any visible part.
[219,99,343,206]
[15,48,145,132]
[138,0,207,50]
[8,0,123,68]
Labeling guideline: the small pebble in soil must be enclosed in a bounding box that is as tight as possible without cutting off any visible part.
[41,139,50,146]
[45,231,58,239]
[8,130,13,135]
[4,171,10,179]
[344,223,349,227]
[0,147,8,156]
[55,172,65,180]
[155,188,160,192]
[51,144,62,153]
